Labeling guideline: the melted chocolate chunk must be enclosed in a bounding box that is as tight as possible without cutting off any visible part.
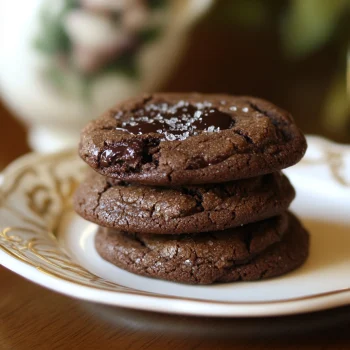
[100,139,159,169]
[100,140,145,169]
[116,101,234,141]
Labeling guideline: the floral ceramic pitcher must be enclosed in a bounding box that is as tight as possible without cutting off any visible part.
[0,0,212,151]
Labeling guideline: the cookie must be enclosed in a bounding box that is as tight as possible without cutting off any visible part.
[95,212,309,284]
[95,213,288,283]
[74,171,295,234]
[79,93,307,186]
[218,213,309,283]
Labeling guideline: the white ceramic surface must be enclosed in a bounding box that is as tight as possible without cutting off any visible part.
[0,135,349,317]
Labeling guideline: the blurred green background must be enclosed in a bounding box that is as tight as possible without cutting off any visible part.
[1,0,349,168]
[163,0,350,142]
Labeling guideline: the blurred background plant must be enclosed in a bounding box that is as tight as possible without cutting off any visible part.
[33,0,168,97]
[0,0,349,168]
[0,0,211,154]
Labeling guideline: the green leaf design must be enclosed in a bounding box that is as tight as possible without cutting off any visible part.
[103,53,139,79]
[139,27,162,43]
[43,65,66,88]
[33,0,167,97]
[33,0,77,54]
[148,0,167,10]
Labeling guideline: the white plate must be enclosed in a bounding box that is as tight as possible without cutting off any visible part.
[0,135,349,317]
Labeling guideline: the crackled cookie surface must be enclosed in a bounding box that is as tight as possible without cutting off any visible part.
[95,213,309,284]
[74,171,295,234]
[79,93,307,185]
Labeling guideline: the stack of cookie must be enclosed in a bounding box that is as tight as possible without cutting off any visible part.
[74,93,309,284]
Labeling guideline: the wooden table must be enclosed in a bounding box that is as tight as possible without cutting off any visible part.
[1,266,350,350]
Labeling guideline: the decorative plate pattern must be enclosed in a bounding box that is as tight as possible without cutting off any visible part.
[0,136,349,317]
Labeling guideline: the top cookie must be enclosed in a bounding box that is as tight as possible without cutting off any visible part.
[79,93,307,186]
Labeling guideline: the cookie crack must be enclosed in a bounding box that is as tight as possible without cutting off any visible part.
[167,168,174,183]
[133,233,147,247]
[180,187,204,212]
[260,269,269,279]
[247,101,270,119]
[247,101,291,142]
[242,231,253,254]
[92,181,112,216]
[149,203,157,217]
[216,184,236,198]
[207,212,215,225]
[233,129,254,145]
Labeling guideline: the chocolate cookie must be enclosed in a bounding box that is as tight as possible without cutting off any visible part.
[74,171,295,234]
[79,93,307,186]
[95,212,309,284]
